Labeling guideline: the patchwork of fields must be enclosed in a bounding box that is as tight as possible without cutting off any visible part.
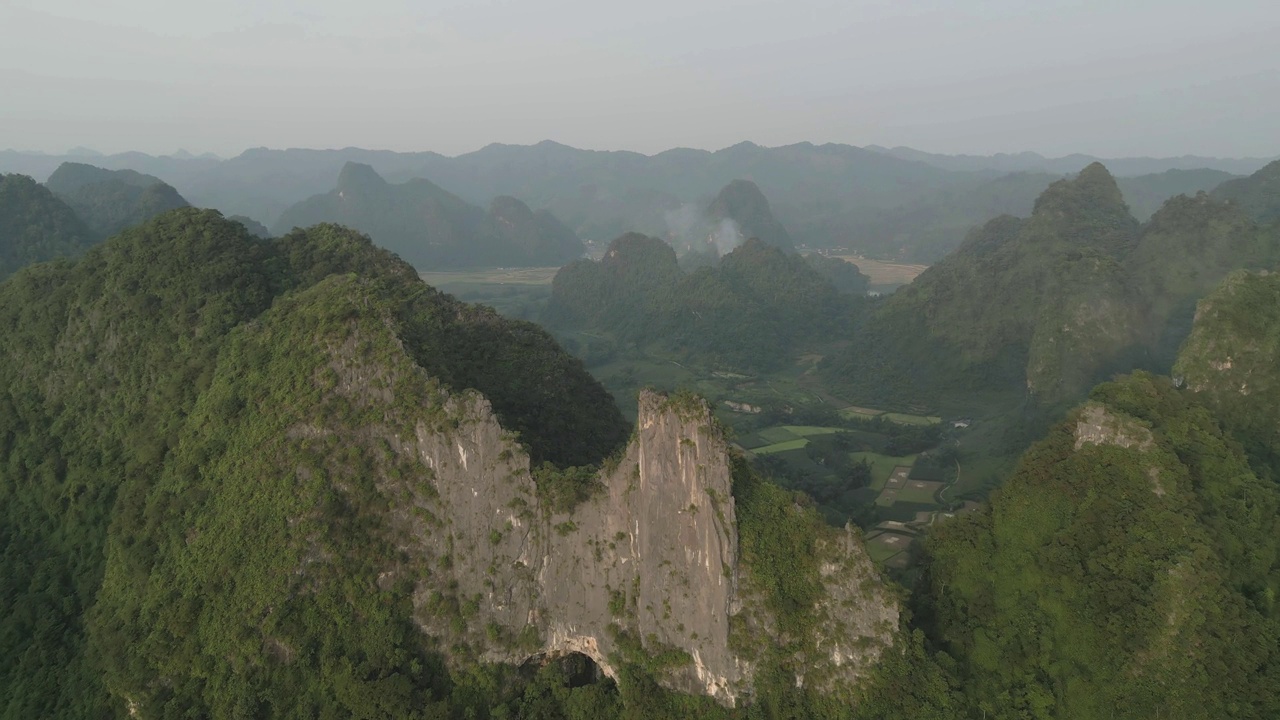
[742,409,967,566]
[737,406,974,568]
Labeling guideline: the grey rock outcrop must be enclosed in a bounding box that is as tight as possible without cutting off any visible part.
[388,388,896,705]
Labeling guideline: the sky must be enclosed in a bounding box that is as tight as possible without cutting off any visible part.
[1,0,1277,159]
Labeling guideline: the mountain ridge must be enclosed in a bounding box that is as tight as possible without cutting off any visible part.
[274,162,585,269]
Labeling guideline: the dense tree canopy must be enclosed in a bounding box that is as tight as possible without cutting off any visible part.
[0,209,628,718]
[546,234,856,371]
[824,162,1280,412]
[45,162,190,238]
[0,173,96,280]
[919,373,1280,719]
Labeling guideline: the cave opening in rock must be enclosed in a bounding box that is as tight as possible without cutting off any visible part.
[555,652,605,688]
[522,651,608,689]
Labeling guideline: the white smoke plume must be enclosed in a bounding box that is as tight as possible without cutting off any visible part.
[710,217,743,255]
[663,204,744,257]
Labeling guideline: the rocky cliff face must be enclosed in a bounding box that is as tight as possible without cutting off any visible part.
[1173,269,1280,464]
[392,388,897,705]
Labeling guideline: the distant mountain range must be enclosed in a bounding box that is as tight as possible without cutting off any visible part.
[1,143,1274,263]
[274,162,584,269]
[863,145,1277,176]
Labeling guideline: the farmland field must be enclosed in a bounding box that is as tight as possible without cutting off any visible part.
[892,479,944,504]
[832,255,928,287]
[752,439,809,455]
[757,427,802,444]
[851,453,918,489]
[781,425,843,437]
[419,266,560,287]
[865,532,913,563]
[418,267,558,320]
[883,412,942,426]
[839,406,884,419]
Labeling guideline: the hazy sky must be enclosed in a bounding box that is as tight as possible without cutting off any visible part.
[2,0,1277,158]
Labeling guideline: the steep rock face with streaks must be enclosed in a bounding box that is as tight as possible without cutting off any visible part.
[398,389,898,705]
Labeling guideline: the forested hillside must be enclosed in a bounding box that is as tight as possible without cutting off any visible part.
[918,372,1280,718]
[1174,270,1280,476]
[546,234,854,371]
[1213,158,1280,224]
[2,177,1279,718]
[825,162,1280,411]
[45,162,190,238]
[0,173,96,280]
[901,267,1280,719]
[273,162,584,269]
[0,210,628,717]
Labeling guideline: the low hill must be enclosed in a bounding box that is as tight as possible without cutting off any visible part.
[272,162,584,269]
[804,253,870,294]
[547,235,852,371]
[1116,167,1239,220]
[0,173,96,280]
[1213,159,1280,225]
[706,179,795,252]
[227,214,271,237]
[45,162,190,238]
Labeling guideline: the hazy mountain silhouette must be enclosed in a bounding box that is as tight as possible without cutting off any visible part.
[273,162,584,269]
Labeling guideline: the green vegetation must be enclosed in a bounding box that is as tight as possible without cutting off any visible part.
[547,234,857,373]
[1213,158,1280,224]
[804,253,870,294]
[918,372,1280,719]
[732,457,823,635]
[273,162,584,269]
[825,162,1280,414]
[0,209,628,717]
[810,165,1235,263]
[751,438,809,454]
[533,463,604,514]
[0,173,96,280]
[741,407,951,533]
[1174,270,1280,477]
[4,144,1280,718]
[45,162,190,238]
